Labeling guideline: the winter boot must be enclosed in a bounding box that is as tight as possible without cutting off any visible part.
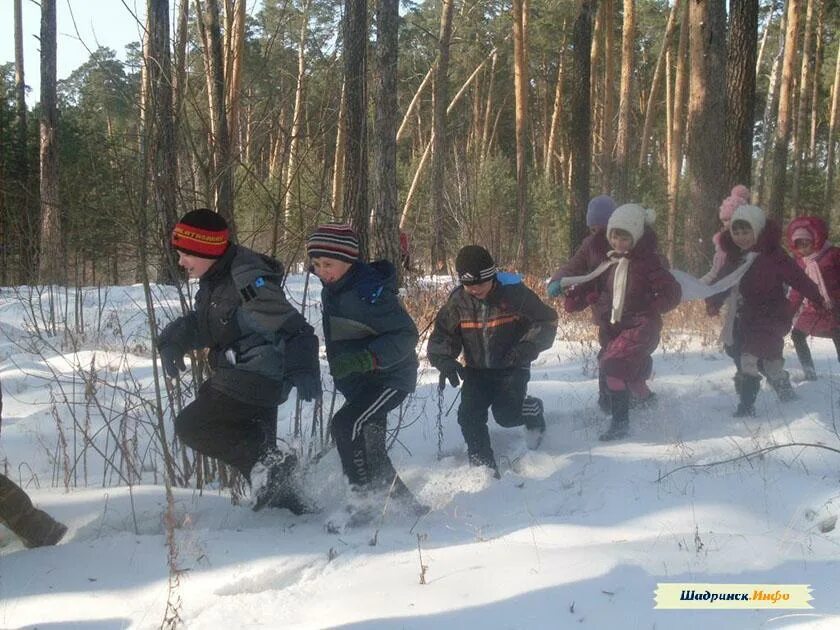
[733,372,761,417]
[468,450,501,479]
[0,475,67,548]
[597,371,612,413]
[251,451,311,514]
[769,371,797,402]
[599,390,629,441]
[522,397,546,450]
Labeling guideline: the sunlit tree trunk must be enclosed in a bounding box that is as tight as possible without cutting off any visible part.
[371,0,401,273]
[342,0,369,257]
[724,0,758,189]
[512,0,530,268]
[767,0,801,219]
[666,0,689,265]
[430,0,454,272]
[614,0,634,200]
[684,0,726,272]
[38,0,62,284]
[791,0,815,211]
[569,0,597,246]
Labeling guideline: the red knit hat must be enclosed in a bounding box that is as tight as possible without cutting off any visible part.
[171,209,230,258]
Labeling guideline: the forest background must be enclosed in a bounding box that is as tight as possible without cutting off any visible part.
[2,0,840,284]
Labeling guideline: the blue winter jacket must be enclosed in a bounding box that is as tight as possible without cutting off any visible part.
[320,260,419,398]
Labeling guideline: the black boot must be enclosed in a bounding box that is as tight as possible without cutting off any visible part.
[468,450,501,479]
[599,390,629,441]
[733,373,761,417]
[251,451,311,514]
[768,371,797,402]
[597,371,612,413]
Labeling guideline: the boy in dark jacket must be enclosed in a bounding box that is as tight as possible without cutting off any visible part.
[307,223,424,513]
[428,246,558,476]
[706,205,824,416]
[562,204,682,441]
[785,216,840,380]
[157,209,320,513]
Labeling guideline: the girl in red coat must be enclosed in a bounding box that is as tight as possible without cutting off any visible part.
[785,216,840,380]
[706,205,824,416]
[562,204,682,440]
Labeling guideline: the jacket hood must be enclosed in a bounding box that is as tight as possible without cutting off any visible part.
[786,216,828,252]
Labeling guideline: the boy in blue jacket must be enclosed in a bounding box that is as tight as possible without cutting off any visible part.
[308,224,424,512]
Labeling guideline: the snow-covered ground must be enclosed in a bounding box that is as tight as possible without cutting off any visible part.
[2,278,839,629]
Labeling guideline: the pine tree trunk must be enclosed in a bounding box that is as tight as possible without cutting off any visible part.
[824,42,840,214]
[638,0,680,170]
[724,0,758,190]
[791,0,815,212]
[331,80,346,215]
[614,0,634,200]
[512,0,530,269]
[283,0,310,239]
[767,0,802,219]
[808,0,824,164]
[342,0,369,258]
[601,0,614,193]
[372,0,401,273]
[666,0,689,265]
[569,0,597,246]
[196,0,235,228]
[684,0,726,272]
[38,0,62,284]
[225,0,245,166]
[430,0,454,272]
[13,0,34,282]
[756,10,786,205]
[545,26,566,183]
[147,0,179,283]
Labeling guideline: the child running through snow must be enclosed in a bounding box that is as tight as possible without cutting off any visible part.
[428,245,558,477]
[785,216,840,381]
[705,205,824,416]
[547,194,617,412]
[559,204,682,441]
[307,223,426,516]
[700,185,751,285]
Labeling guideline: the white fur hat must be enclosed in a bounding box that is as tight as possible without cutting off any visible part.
[607,203,656,247]
[730,204,766,237]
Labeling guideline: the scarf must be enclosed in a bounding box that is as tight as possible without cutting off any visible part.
[559,251,631,324]
[801,242,833,310]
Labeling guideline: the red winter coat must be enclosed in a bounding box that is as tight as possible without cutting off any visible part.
[565,229,682,383]
[707,219,823,359]
[549,227,610,283]
[786,216,840,337]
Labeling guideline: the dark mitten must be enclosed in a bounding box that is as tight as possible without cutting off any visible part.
[289,371,322,401]
[436,358,463,390]
[159,344,187,378]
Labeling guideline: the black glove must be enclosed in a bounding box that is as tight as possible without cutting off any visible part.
[289,370,322,401]
[436,358,464,390]
[159,344,187,378]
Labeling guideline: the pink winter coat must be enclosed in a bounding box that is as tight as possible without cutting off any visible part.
[786,216,840,337]
[565,228,682,383]
[707,220,824,359]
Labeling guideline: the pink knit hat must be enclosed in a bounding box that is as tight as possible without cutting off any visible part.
[719,184,751,221]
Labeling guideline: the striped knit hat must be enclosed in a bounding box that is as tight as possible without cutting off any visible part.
[307,223,360,263]
[171,209,230,258]
[455,245,497,285]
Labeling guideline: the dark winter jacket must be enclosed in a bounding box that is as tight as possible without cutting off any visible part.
[427,273,558,370]
[565,229,681,382]
[786,216,840,337]
[706,219,823,359]
[320,260,419,398]
[549,227,611,283]
[158,244,317,406]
